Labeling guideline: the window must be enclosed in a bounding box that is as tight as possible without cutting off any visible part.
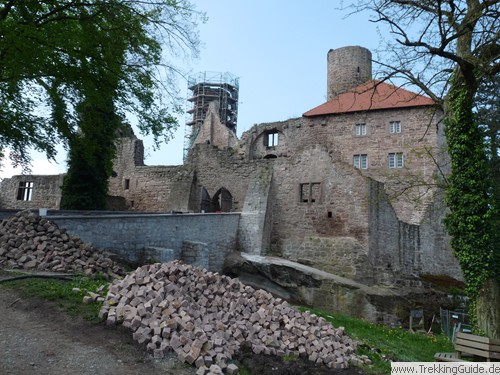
[353,154,368,169]
[355,123,367,136]
[389,121,401,133]
[266,130,279,147]
[388,152,404,168]
[300,182,321,203]
[17,181,34,201]
[124,179,130,190]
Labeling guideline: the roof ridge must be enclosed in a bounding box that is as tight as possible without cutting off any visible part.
[303,80,436,117]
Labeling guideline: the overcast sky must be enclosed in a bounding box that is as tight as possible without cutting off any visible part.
[1,1,384,178]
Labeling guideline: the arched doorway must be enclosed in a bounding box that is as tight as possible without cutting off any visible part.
[200,187,211,213]
[212,187,233,212]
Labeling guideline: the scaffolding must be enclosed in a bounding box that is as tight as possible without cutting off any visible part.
[183,72,239,159]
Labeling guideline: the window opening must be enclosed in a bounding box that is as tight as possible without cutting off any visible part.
[353,154,368,169]
[355,123,366,136]
[389,121,401,133]
[266,130,279,147]
[388,152,404,168]
[300,182,321,203]
[124,179,130,190]
[17,181,33,201]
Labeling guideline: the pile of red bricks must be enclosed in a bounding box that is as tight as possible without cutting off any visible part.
[0,210,124,278]
[100,261,357,374]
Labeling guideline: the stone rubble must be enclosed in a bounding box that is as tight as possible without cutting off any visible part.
[100,261,358,374]
[0,210,124,278]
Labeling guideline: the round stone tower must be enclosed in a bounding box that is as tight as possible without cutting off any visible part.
[327,46,372,100]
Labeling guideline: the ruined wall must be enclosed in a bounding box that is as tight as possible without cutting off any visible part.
[267,145,374,283]
[109,136,194,212]
[0,174,64,210]
[241,105,443,225]
[368,180,462,285]
[193,101,238,149]
[186,143,262,213]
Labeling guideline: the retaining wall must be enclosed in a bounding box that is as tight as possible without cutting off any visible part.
[2,211,240,272]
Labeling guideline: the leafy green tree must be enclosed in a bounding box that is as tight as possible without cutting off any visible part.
[0,1,204,189]
[349,0,500,337]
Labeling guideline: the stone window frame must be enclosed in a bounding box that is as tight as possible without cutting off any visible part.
[389,120,402,134]
[353,154,368,169]
[299,182,321,204]
[17,181,34,201]
[388,152,404,168]
[355,123,367,136]
[124,178,130,190]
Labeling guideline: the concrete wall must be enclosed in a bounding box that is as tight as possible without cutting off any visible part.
[48,212,240,272]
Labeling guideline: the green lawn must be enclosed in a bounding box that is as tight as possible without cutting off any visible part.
[301,307,454,374]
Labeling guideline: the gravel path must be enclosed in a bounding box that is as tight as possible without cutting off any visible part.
[0,287,196,375]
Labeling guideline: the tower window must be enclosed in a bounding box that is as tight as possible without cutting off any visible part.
[17,181,34,201]
[124,179,130,190]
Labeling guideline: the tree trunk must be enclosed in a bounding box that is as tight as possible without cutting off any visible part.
[476,278,500,339]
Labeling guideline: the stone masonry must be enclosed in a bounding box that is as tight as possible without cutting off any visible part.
[0,45,464,322]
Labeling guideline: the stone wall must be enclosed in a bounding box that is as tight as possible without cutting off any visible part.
[49,212,240,272]
[240,105,443,225]
[186,143,262,213]
[193,101,238,149]
[108,136,192,212]
[0,174,64,210]
[266,145,373,282]
[368,180,462,285]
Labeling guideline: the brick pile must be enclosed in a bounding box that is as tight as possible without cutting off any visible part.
[100,261,357,374]
[0,210,124,277]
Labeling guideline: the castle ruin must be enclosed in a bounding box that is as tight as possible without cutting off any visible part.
[0,46,463,323]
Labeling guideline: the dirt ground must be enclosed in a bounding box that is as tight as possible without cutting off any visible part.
[0,284,368,375]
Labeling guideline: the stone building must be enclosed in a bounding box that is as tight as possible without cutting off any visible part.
[106,46,459,281]
[0,46,463,320]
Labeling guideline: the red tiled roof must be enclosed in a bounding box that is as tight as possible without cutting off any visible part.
[303,80,436,117]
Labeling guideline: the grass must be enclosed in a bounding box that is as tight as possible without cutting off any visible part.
[0,271,110,322]
[300,307,454,374]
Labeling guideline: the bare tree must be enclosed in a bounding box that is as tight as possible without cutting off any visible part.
[347,0,500,338]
